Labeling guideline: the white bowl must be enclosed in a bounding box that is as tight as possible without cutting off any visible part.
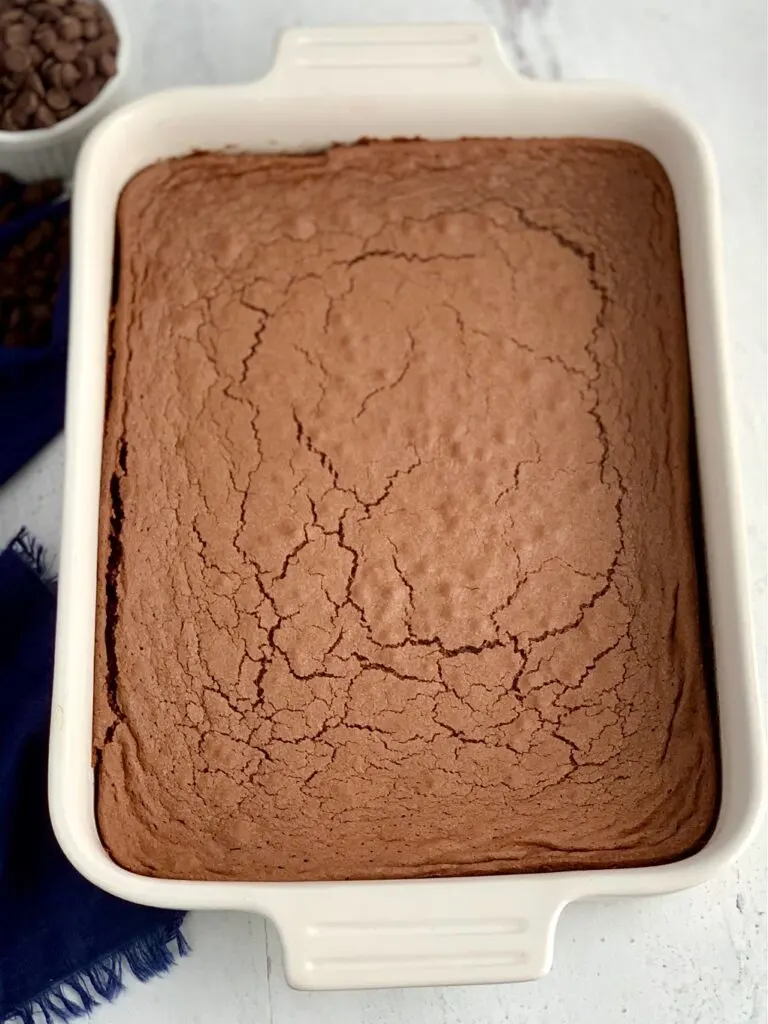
[50,24,766,991]
[0,0,134,181]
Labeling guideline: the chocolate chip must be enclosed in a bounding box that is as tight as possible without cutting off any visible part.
[40,56,58,82]
[33,102,55,127]
[28,70,46,96]
[53,39,80,62]
[0,108,18,130]
[3,46,30,72]
[98,50,114,77]
[71,2,99,19]
[4,21,30,46]
[20,180,61,206]
[28,3,59,21]
[58,15,82,40]
[33,25,58,54]
[47,61,64,88]
[14,88,38,116]
[45,87,68,111]
[74,53,94,78]
[72,73,101,105]
[9,108,29,129]
[82,35,110,56]
[59,60,79,88]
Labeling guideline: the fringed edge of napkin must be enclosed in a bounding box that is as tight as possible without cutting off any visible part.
[2,529,190,1024]
[10,528,56,591]
[3,915,190,1024]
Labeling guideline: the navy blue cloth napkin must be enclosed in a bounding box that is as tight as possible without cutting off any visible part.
[0,183,188,1022]
[0,533,188,1024]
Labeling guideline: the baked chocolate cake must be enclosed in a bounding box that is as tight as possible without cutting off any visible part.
[94,139,718,881]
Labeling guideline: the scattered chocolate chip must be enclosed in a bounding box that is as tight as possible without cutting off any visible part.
[20,179,62,207]
[0,174,68,350]
[0,0,119,131]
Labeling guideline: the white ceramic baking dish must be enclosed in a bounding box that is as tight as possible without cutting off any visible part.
[50,24,765,990]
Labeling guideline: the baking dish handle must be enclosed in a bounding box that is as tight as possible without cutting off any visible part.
[259,24,527,97]
[269,878,568,990]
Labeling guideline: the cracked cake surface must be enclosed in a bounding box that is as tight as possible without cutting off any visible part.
[95,138,718,881]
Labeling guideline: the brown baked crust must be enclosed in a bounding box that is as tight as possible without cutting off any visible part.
[94,139,718,881]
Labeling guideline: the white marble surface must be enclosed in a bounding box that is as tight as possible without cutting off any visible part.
[0,0,765,1021]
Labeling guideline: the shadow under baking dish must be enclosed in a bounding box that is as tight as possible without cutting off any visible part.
[91,137,720,885]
